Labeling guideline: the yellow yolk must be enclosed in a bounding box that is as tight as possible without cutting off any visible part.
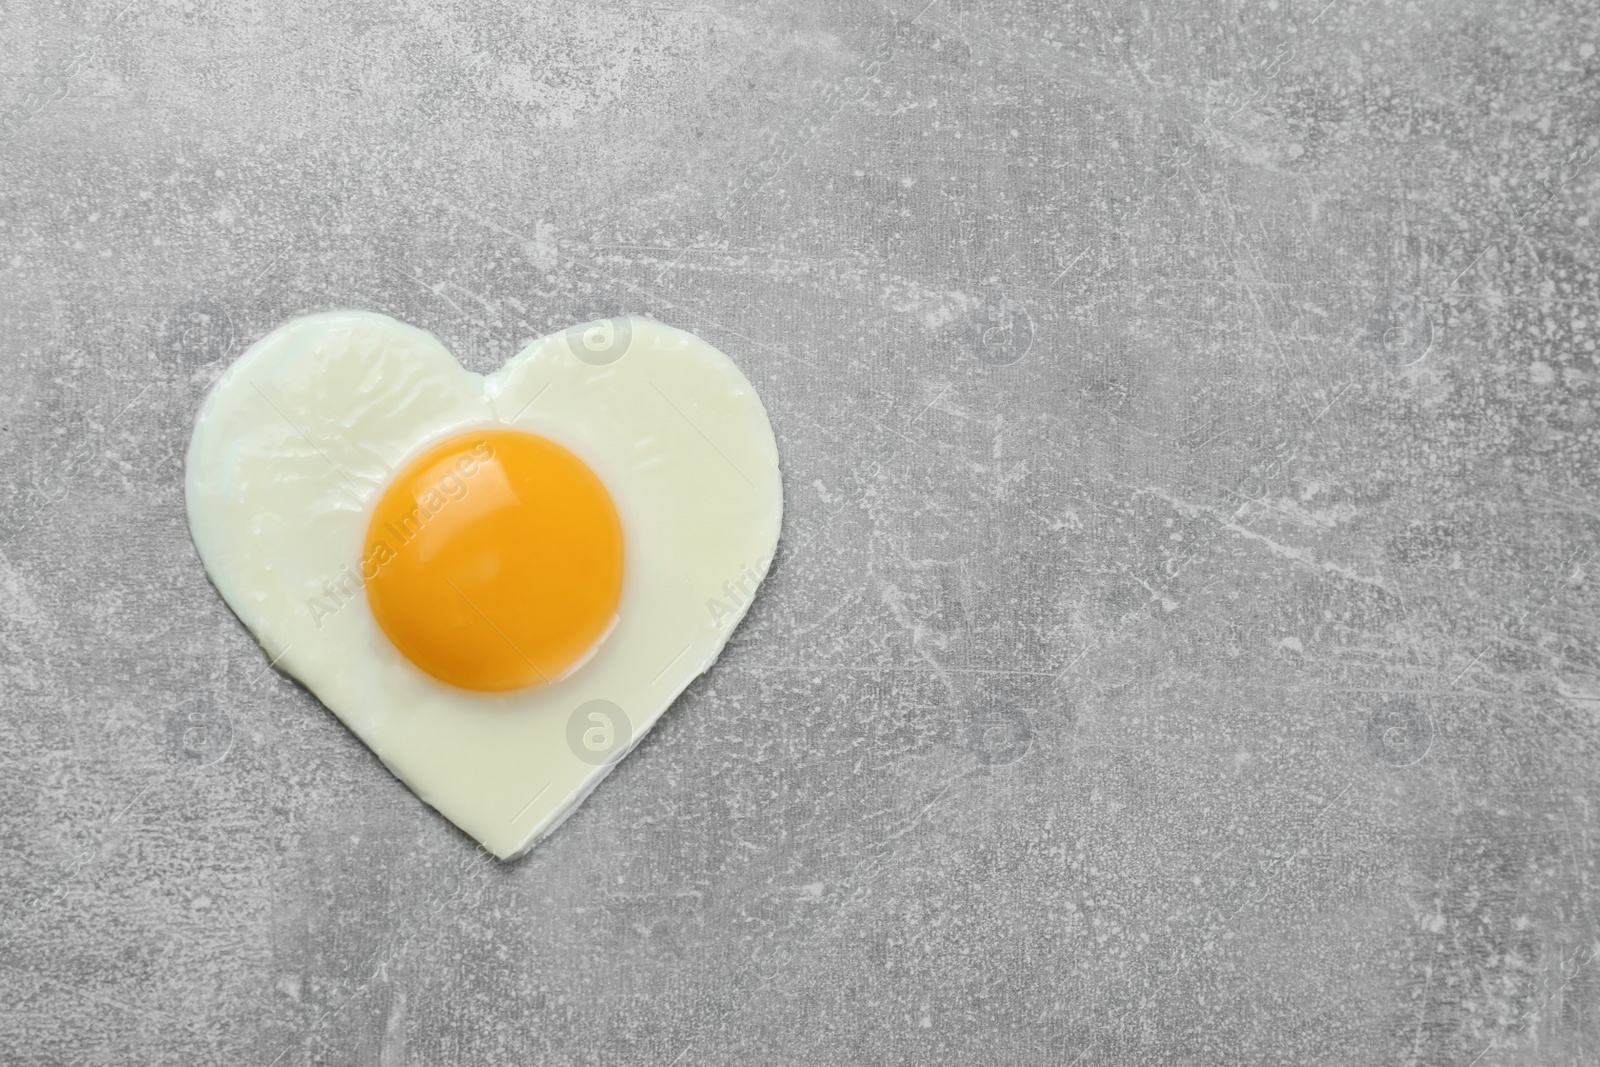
[362,429,624,692]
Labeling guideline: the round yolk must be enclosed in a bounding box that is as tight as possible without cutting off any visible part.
[362,429,624,692]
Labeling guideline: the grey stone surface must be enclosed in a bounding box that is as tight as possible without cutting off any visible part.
[3,1,1599,1063]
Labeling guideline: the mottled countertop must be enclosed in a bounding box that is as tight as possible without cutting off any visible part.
[3,1,1599,1064]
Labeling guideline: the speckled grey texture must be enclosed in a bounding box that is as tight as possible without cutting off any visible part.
[3,1,1599,1064]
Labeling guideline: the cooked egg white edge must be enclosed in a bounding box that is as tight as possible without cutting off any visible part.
[185,311,782,858]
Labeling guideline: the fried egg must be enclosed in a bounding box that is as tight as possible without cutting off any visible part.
[185,311,782,858]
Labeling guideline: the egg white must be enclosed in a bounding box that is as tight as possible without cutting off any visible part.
[185,311,783,858]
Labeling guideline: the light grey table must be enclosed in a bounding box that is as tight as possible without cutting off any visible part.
[4,2,1599,1064]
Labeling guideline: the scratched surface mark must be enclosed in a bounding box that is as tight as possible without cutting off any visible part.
[2,0,1599,1064]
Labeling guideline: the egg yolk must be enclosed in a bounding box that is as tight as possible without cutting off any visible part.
[362,429,624,692]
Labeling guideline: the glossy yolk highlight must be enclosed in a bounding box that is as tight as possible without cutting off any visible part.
[362,429,624,692]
